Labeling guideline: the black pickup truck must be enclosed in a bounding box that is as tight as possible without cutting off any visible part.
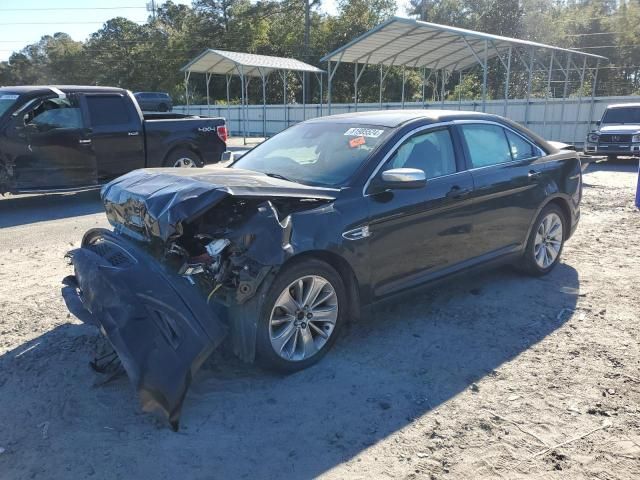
[0,86,228,194]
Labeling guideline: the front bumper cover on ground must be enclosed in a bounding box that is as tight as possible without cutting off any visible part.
[64,229,228,431]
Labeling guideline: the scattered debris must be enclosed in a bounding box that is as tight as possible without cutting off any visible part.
[38,421,49,440]
[531,422,612,459]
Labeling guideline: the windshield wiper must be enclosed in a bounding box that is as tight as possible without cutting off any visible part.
[264,172,295,182]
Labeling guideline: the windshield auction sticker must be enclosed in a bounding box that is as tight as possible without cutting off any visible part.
[344,127,384,138]
[0,95,19,100]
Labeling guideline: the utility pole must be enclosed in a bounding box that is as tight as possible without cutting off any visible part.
[147,0,157,21]
[303,0,310,104]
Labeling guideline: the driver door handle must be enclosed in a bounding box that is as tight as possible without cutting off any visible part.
[446,185,471,199]
[528,169,542,179]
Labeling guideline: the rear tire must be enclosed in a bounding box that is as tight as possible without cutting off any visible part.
[520,204,566,276]
[255,259,347,372]
[163,148,202,168]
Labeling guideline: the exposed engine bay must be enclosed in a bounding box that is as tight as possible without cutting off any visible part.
[63,167,338,429]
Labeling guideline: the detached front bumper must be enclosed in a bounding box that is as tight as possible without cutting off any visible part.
[584,142,640,156]
[64,229,228,430]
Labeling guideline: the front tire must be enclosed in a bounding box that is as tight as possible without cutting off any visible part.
[255,259,346,372]
[520,204,566,276]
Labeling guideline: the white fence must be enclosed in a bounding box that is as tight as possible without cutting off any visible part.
[174,95,640,146]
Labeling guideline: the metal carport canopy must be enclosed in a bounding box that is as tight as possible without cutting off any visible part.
[180,49,325,144]
[319,17,606,71]
[181,49,324,76]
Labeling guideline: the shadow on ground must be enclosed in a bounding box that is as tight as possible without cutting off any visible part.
[0,264,579,479]
[0,190,102,228]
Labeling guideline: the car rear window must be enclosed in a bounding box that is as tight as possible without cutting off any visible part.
[86,95,131,126]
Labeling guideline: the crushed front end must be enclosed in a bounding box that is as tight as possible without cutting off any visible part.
[63,167,336,429]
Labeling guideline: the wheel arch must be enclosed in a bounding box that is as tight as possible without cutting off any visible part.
[524,194,573,244]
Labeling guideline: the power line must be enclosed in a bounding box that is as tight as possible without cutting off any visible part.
[0,21,148,25]
[0,6,146,11]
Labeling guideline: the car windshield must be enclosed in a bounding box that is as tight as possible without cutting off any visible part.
[231,122,391,187]
[0,93,20,117]
[601,107,640,124]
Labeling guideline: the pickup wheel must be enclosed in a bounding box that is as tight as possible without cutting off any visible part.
[164,148,202,168]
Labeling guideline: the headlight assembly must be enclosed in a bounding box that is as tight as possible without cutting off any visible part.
[587,133,599,143]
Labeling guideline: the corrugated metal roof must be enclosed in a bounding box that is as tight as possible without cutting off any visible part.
[320,17,607,71]
[181,49,325,77]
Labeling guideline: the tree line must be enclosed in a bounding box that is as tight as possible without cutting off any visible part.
[1,0,639,105]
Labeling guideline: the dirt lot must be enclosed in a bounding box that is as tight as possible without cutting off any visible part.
[0,161,638,480]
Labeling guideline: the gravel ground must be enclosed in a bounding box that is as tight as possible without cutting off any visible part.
[0,161,638,480]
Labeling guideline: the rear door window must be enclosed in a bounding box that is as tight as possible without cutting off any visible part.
[85,95,131,127]
[504,129,538,161]
[459,124,512,168]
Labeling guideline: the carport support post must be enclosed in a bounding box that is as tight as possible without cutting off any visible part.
[327,61,332,115]
[354,63,358,111]
[573,56,587,145]
[225,75,231,135]
[587,59,600,133]
[379,64,383,106]
[401,66,406,109]
[239,65,246,145]
[482,40,488,112]
[559,52,572,142]
[422,67,426,107]
[441,69,446,107]
[205,72,214,116]
[184,70,191,114]
[524,48,535,126]
[459,70,463,109]
[283,71,288,127]
[258,67,267,138]
[543,51,554,138]
[503,46,512,116]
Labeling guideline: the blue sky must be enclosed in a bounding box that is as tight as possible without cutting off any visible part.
[0,0,357,62]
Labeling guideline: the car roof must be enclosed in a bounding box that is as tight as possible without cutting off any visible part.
[605,103,640,109]
[305,109,504,127]
[0,85,128,95]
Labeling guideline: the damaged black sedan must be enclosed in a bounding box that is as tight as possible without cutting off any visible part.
[64,110,582,429]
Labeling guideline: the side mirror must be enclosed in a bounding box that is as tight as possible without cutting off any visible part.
[379,168,426,190]
[595,120,601,126]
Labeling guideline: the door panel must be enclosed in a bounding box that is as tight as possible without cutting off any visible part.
[365,126,475,297]
[368,172,475,296]
[82,94,144,180]
[13,96,97,189]
[457,123,546,257]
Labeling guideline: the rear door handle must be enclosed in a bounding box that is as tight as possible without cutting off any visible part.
[128,131,140,136]
[446,185,471,199]
[78,139,92,145]
[528,169,542,179]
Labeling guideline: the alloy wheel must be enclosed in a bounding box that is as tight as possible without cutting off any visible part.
[268,275,338,361]
[533,212,563,269]
[173,157,196,168]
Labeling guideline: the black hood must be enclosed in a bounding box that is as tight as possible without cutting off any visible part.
[101,167,338,243]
